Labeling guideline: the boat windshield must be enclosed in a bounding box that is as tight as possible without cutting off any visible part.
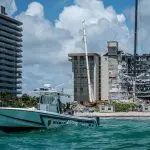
[40,93,58,104]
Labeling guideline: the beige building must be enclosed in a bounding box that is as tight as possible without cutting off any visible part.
[68,41,129,102]
[68,53,101,102]
[101,56,109,101]
[99,104,115,112]
[101,41,118,101]
[101,41,128,101]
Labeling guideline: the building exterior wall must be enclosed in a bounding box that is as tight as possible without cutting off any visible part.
[99,104,115,112]
[101,56,109,101]
[68,53,100,102]
[101,41,129,101]
[142,105,150,112]
[121,54,150,100]
[94,55,100,100]
[68,41,150,102]
[0,6,22,96]
[108,56,118,100]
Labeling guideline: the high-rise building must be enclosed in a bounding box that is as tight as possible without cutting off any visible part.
[100,41,129,101]
[68,53,101,102]
[0,6,23,96]
[68,41,150,103]
[121,53,150,100]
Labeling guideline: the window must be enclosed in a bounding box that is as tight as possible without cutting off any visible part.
[80,78,84,84]
[80,88,83,92]
[74,56,77,60]
[89,56,94,61]
[75,69,78,73]
[108,107,111,110]
[145,107,148,110]
[80,56,84,65]
[80,68,84,74]
[74,88,77,92]
[102,106,105,110]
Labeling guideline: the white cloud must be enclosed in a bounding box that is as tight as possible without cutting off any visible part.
[25,2,44,18]
[56,0,132,51]
[124,0,150,54]
[117,14,126,23]
[0,0,17,15]
[15,2,74,93]
[14,0,134,95]
[137,0,150,54]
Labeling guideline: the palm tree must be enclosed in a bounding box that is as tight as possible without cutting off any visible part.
[0,92,13,106]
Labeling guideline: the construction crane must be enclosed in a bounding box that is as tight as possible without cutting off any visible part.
[132,0,139,102]
[82,20,94,103]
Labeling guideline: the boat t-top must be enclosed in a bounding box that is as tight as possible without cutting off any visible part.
[0,84,99,132]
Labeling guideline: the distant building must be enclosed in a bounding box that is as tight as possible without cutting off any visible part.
[101,41,150,102]
[121,53,150,100]
[141,104,150,112]
[101,41,128,101]
[101,55,109,101]
[68,53,101,102]
[0,6,23,96]
[68,41,150,102]
[99,104,115,112]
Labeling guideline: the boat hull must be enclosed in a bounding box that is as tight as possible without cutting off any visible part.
[0,108,97,132]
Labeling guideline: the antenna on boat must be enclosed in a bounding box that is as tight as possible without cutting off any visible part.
[82,20,93,102]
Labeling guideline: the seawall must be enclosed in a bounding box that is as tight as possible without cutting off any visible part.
[74,112,150,118]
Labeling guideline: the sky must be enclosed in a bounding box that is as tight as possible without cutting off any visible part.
[0,0,150,96]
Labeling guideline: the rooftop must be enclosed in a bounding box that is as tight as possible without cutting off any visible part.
[68,53,100,57]
[0,6,22,26]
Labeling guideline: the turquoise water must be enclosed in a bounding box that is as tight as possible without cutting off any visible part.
[0,119,150,150]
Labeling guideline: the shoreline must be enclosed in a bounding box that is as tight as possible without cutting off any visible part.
[74,112,150,118]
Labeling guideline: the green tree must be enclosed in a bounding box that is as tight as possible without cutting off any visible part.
[0,92,13,107]
[113,102,136,112]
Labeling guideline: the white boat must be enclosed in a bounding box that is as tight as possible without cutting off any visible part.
[0,85,99,132]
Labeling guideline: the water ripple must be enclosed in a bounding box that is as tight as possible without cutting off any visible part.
[0,119,150,149]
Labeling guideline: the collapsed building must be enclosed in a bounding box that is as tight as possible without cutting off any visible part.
[68,41,150,102]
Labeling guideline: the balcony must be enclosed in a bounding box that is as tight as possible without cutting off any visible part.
[0,42,22,52]
[0,79,22,88]
[0,59,17,67]
[16,65,22,68]
[0,48,22,57]
[16,85,22,89]
[0,36,22,47]
[0,76,19,83]
[0,24,22,37]
[0,55,22,65]
[16,53,22,58]
[0,47,16,55]
[16,91,22,94]
[0,19,23,32]
[0,41,16,50]
[0,65,22,73]
[0,30,22,42]
[0,54,16,61]
[0,83,17,88]
[16,48,22,52]
[0,70,16,77]
[0,65,17,72]
[16,75,22,78]
[17,80,22,84]
[17,59,22,63]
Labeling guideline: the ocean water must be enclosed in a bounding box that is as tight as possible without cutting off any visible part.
[0,118,150,150]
